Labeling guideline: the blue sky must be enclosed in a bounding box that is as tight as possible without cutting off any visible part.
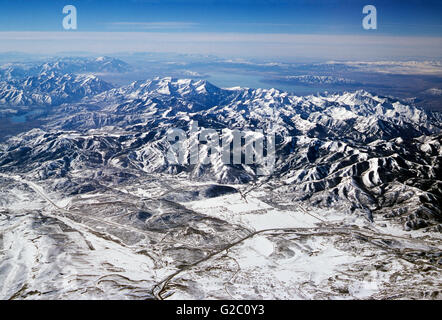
[0,0,441,60]
[0,0,441,35]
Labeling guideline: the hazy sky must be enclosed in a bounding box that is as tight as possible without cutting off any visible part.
[0,0,441,60]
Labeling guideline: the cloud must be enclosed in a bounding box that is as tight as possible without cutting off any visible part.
[0,32,440,61]
[327,60,442,75]
[107,22,199,30]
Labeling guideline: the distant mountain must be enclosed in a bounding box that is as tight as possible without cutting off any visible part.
[0,56,131,81]
[39,56,132,74]
[424,88,442,96]
[263,74,361,88]
[284,75,358,85]
[0,73,113,106]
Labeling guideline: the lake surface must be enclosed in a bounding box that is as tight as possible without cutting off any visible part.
[10,109,44,123]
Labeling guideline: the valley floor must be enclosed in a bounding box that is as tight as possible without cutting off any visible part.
[0,173,440,300]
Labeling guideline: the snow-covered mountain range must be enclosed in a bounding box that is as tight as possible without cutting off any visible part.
[2,76,441,229]
[0,56,130,81]
[0,63,441,300]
